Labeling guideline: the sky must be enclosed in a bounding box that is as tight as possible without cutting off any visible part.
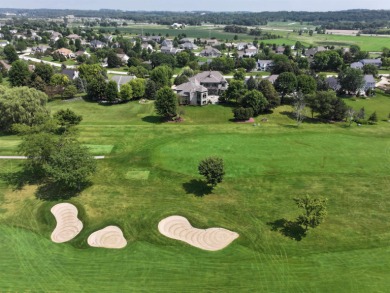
[3,0,390,12]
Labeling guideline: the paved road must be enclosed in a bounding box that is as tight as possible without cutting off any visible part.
[0,156,105,160]
[19,53,128,75]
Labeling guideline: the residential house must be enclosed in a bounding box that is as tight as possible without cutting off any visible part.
[180,42,198,50]
[188,71,228,96]
[266,75,279,84]
[51,32,63,42]
[325,77,341,91]
[257,60,274,72]
[175,82,209,106]
[104,35,114,43]
[362,74,376,91]
[236,42,248,51]
[275,46,285,54]
[61,69,79,80]
[149,36,162,43]
[243,47,258,57]
[359,59,382,67]
[75,50,90,58]
[304,46,327,58]
[0,33,4,38]
[0,60,11,71]
[67,34,81,40]
[351,62,364,69]
[90,40,105,49]
[206,39,220,47]
[32,45,51,53]
[179,38,195,44]
[161,39,173,47]
[110,75,136,91]
[141,43,154,52]
[0,40,9,47]
[54,48,75,58]
[160,46,182,55]
[199,46,221,58]
[171,23,184,29]
[117,53,130,64]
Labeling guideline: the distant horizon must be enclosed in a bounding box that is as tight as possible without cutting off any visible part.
[0,0,389,12]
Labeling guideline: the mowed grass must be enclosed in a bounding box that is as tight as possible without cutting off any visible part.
[0,94,390,292]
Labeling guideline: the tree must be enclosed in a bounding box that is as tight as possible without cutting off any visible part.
[274,72,297,101]
[0,86,49,132]
[198,157,225,188]
[34,63,54,84]
[233,107,253,121]
[241,90,268,116]
[362,64,378,77]
[3,44,19,63]
[297,74,317,95]
[53,109,82,129]
[293,195,328,231]
[209,57,235,74]
[368,111,378,123]
[150,65,173,89]
[15,39,27,52]
[233,68,246,81]
[44,137,96,190]
[258,79,280,110]
[338,68,364,95]
[145,79,157,100]
[78,64,106,82]
[62,85,78,99]
[8,60,31,87]
[246,76,257,90]
[306,91,348,121]
[174,74,189,86]
[120,83,133,101]
[129,78,146,99]
[292,92,306,127]
[107,51,122,68]
[86,75,107,101]
[225,79,246,103]
[345,107,356,126]
[106,80,119,102]
[176,51,190,67]
[155,86,178,120]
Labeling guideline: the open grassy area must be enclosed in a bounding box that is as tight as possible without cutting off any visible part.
[0,93,390,291]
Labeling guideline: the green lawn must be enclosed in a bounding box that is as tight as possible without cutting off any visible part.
[0,94,390,292]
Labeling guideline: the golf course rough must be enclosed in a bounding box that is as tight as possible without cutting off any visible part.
[158,215,239,251]
[51,203,83,243]
[88,226,127,249]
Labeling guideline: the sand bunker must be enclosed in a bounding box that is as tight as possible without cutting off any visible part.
[51,203,83,243]
[158,216,239,251]
[87,226,127,249]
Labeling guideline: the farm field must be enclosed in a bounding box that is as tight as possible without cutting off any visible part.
[103,23,390,51]
[0,91,390,291]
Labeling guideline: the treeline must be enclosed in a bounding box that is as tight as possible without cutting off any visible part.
[2,9,390,27]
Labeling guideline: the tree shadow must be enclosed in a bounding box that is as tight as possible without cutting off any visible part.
[141,116,163,124]
[35,181,92,201]
[0,169,43,191]
[267,218,307,241]
[182,179,213,197]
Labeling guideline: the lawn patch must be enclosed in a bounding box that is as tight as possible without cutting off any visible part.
[125,170,150,180]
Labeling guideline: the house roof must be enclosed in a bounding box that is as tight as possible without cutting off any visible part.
[176,81,207,95]
[55,48,73,55]
[266,75,279,84]
[189,71,226,84]
[364,74,375,83]
[360,59,382,65]
[61,69,78,80]
[67,34,81,39]
[110,75,136,86]
[326,77,341,91]
[351,62,363,69]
